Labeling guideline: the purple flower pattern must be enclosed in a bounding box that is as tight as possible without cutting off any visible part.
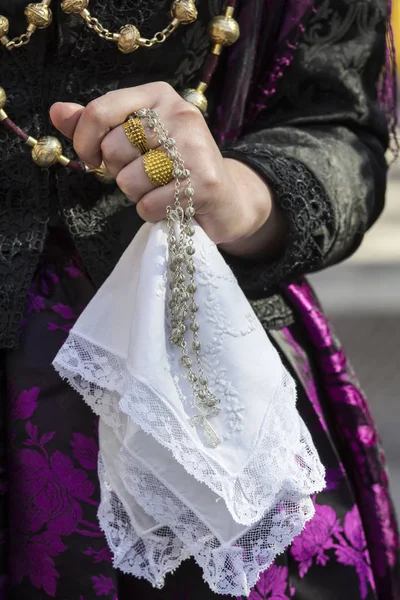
[291,503,375,598]
[0,257,397,599]
[247,565,294,599]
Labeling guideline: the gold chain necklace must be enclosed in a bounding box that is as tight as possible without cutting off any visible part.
[0,0,198,52]
[0,2,239,179]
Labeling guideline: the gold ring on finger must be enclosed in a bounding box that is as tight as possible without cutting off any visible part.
[123,115,149,155]
[143,149,174,187]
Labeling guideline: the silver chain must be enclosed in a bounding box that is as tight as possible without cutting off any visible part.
[136,108,221,448]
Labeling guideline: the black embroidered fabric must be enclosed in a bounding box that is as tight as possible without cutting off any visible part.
[0,0,390,347]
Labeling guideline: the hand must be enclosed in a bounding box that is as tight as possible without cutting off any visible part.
[50,82,286,257]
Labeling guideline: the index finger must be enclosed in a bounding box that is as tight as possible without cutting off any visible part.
[71,82,177,167]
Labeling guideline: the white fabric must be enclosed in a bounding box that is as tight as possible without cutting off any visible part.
[53,221,325,596]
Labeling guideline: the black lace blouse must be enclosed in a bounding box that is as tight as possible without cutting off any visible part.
[0,0,389,347]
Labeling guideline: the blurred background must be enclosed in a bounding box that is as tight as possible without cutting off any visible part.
[311,6,400,513]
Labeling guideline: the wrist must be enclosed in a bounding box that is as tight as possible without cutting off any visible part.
[219,158,287,259]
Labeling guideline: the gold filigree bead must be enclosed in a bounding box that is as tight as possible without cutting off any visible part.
[182,88,208,114]
[0,87,6,110]
[117,24,140,53]
[170,0,198,24]
[60,0,89,14]
[31,136,62,167]
[25,3,53,29]
[0,15,9,37]
[208,15,240,46]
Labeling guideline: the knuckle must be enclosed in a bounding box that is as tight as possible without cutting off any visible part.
[173,100,202,122]
[85,99,106,124]
[153,80,175,98]
[100,136,114,162]
[116,171,130,198]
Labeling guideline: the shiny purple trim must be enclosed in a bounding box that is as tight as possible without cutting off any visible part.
[283,279,400,600]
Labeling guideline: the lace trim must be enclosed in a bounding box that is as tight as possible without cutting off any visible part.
[53,331,326,526]
[97,456,190,586]
[222,147,333,294]
[108,448,317,596]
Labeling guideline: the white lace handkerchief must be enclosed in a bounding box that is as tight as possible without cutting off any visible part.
[53,221,325,595]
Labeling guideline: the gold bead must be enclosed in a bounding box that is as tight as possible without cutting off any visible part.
[117,24,140,53]
[170,0,198,24]
[208,15,240,46]
[31,136,62,167]
[93,162,114,184]
[0,87,6,110]
[0,15,9,37]
[60,0,88,14]
[25,3,53,29]
[182,88,208,114]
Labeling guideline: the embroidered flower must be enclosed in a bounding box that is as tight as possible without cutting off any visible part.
[17,448,95,536]
[290,504,341,577]
[248,564,291,599]
[11,387,40,421]
[11,531,67,597]
[334,505,375,599]
[92,574,116,596]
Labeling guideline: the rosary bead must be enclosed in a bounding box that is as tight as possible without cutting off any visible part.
[117,24,140,53]
[208,15,240,46]
[61,0,89,14]
[0,87,6,111]
[185,206,195,218]
[31,136,62,167]
[186,246,195,256]
[181,356,192,368]
[170,0,198,24]
[173,253,185,264]
[0,15,9,37]
[192,340,201,351]
[199,376,208,386]
[184,225,195,236]
[187,283,197,294]
[186,263,195,275]
[190,303,199,313]
[182,88,208,114]
[25,4,53,29]
[185,187,194,198]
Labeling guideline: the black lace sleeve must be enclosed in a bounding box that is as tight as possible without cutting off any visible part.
[222,0,389,295]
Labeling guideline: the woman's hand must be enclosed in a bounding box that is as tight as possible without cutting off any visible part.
[50,82,286,258]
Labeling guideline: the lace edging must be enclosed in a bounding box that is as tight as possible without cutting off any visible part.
[53,331,326,527]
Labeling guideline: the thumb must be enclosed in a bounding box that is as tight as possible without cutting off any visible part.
[50,102,84,140]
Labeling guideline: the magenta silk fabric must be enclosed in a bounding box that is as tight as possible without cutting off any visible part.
[282,280,400,600]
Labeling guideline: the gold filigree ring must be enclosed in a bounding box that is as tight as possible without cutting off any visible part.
[143,149,174,187]
[123,115,149,155]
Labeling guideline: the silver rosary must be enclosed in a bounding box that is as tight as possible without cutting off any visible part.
[137,109,221,448]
